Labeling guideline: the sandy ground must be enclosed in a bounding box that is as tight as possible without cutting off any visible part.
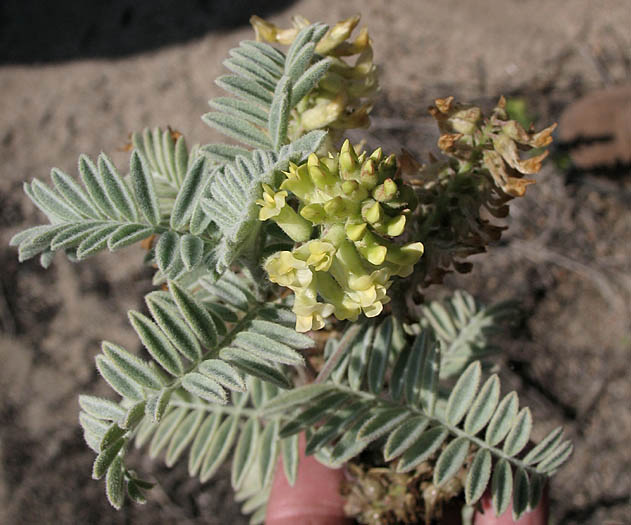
[1,1,630,523]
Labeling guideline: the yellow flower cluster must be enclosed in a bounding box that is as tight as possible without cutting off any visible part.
[250,15,379,141]
[257,141,423,331]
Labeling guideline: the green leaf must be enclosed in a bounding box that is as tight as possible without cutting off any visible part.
[465,448,492,505]
[348,323,373,391]
[129,310,184,376]
[281,434,299,486]
[29,179,82,221]
[464,374,500,435]
[181,372,227,404]
[145,293,202,362]
[179,234,204,271]
[10,224,49,247]
[397,427,448,473]
[127,481,147,505]
[13,224,63,261]
[216,74,273,107]
[129,151,161,226]
[200,415,239,482]
[389,346,410,402]
[304,400,367,456]
[536,440,573,473]
[188,413,221,476]
[146,388,172,422]
[50,167,101,219]
[240,41,285,69]
[209,97,269,127]
[232,418,260,489]
[433,437,469,487]
[170,157,207,231]
[492,458,513,516]
[83,429,102,453]
[201,143,251,164]
[249,320,314,350]
[79,412,110,438]
[98,154,137,222]
[220,346,291,389]
[357,406,408,443]
[424,301,457,340]
[76,225,118,259]
[165,409,204,467]
[522,426,563,465]
[268,75,291,150]
[160,128,178,183]
[383,415,429,461]
[290,58,332,107]
[78,395,126,421]
[79,154,118,219]
[149,406,188,458]
[108,224,155,251]
[203,111,273,150]
[134,417,158,448]
[155,231,180,276]
[529,473,545,511]
[404,331,429,404]
[512,468,530,521]
[368,317,392,394]
[230,45,283,84]
[285,41,314,82]
[233,331,304,366]
[420,340,440,416]
[92,437,125,479]
[330,418,370,465]
[249,376,265,408]
[278,390,349,438]
[95,353,146,400]
[445,361,481,426]
[258,420,280,488]
[170,281,218,348]
[278,130,326,160]
[503,407,532,457]
[100,424,126,451]
[174,135,189,185]
[105,456,125,510]
[51,223,102,251]
[485,392,519,447]
[121,401,146,429]
[199,359,246,392]
[223,56,277,90]
[285,25,316,69]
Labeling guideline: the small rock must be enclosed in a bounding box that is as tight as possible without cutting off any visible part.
[559,85,631,168]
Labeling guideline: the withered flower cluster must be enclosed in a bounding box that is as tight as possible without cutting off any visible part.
[404,96,555,287]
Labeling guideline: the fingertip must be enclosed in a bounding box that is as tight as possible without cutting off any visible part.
[265,434,351,525]
[474,488,549,525]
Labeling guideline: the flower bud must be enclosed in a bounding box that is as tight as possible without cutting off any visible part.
[372,178,398,202]
[384,214,406,237]
[362,200,383,225]
[339,139,359,177]
[345,222,367,241]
